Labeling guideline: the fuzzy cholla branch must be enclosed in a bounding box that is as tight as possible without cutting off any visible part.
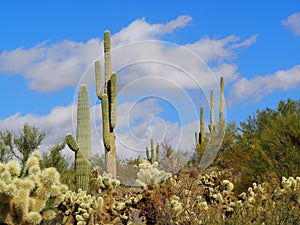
[135,162,171,189]
[0,151,68,225]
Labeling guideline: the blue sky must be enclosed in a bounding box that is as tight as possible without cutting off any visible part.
[0,1,299,158]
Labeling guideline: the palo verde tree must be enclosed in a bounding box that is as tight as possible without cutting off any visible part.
[0,124,46,173]
[0,132,13,163]
[239,98,300,183]
[40,141,68,174]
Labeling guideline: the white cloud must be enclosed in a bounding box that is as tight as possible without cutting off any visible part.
[0,15,254,95]
[0,39,101,92]
[282,12,300,36]
[112,15,192,44]
[231,34,258,48]
[0,98,202,163]
[0,105,74,159]
[228,65,300,104]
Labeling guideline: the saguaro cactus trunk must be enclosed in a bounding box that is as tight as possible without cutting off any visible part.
[209,90,215,133]
[95,30,117,178]
[66,84,91,191]
[219,77,225,130]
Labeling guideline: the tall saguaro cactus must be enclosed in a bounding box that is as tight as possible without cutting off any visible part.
[66,84,91,191]
[95,30,117,178]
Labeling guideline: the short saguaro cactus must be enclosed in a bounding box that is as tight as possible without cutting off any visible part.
[66,84,91,191]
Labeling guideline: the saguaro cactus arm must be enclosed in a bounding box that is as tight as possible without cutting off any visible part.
[209,90,215,133]
[150,139,155,164]
[102,94,111,150]
[108,72,118,130]
[146,147,150,162]
[156,143,160,163]
[219,77,225,122]
[95,60,102,100]
[104,30,112,91]
[65,133,79,152]
[200,107,205,145]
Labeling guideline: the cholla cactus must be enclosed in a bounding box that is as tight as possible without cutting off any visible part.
[135,162,171,189]
[0,152,68,225]
[59,189,104,224]
[94,171,120,194]
[281,176,300,191]
[60,171,146,224]
[137,160,152,169]
[275,176,300,206]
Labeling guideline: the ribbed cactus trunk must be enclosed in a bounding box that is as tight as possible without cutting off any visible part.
[200,107,205,145]
[219,77,225,130]
[195,107,205,145]
[66,84,91,191]
[156,142,160,163]
[218,77,225,134]
[95,30,117,178]
[209,90,215,133]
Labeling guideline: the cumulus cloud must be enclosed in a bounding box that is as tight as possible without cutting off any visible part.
[231,34,258,48]
[0,98,203,163]
[112,15,192,44]
[282,12,300,36]
[0,15,254,94]
[228,65,300,104]
[0,39,102,92]
[0,105,74,159]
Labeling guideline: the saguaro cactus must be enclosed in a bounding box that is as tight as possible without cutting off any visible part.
[146,139,160,164]
[219,77,225,130]
[66,84,91,191]
[195,107,205,145]
[95,30,117,178]
[200,107,205,145]
[156,142,160,163]
[208,90,215,133]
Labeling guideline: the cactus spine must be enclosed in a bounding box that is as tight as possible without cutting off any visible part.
[146,139,160,164]
[66,84,91,191]
[95,30,117,178]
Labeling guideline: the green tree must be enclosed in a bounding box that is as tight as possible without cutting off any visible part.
[1,124,46,172]
[238,99,300,188]
[40,141,76,190]
[40,141,69,173]
[0,131,13,162]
